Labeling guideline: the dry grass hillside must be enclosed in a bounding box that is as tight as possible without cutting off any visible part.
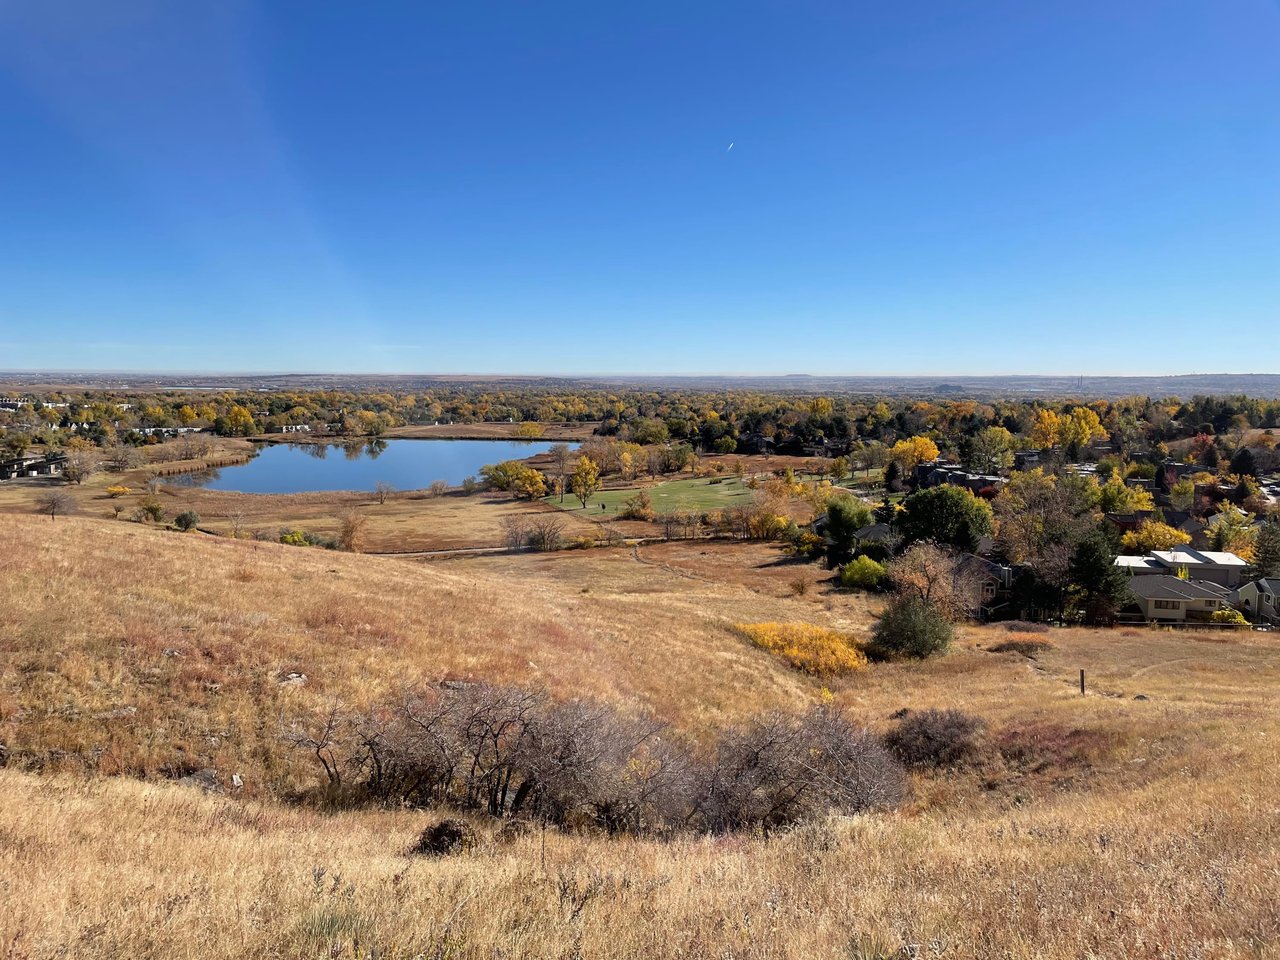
[2,514,1280,958]
[0,515,831,791]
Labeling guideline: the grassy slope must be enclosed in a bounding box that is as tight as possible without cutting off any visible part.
[3,515,1280,958]
[0,515,820,791]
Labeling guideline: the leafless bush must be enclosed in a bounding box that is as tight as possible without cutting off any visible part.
[694,705,906,834]
[289,685,905,837]
[374,481,394,505]
[883,708,985,769]
[104,443,143,472]
[411,818,476,856]
[61,450,99,485]
[527,516,566,552]
[1000,620,1050,633]
[501,516,529,550]
[989,637,1054,656]
[429,480,449,498]
[34,490,77,521]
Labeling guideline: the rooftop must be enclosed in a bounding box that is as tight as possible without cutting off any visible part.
[1128,576,1233,602]
[1149,547,1249,568]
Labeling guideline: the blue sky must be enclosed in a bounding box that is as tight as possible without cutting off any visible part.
[1,1,1278,375]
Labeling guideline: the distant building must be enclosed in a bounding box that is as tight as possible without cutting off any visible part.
[956,553,1015,619]
[1115,546,1250,588]
[0,453,65,481]
[1234,579,1280,625]
[1125,576,1233,623]
[1013,450,1041,471]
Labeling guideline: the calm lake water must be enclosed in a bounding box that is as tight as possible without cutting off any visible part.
[173,439,558,494]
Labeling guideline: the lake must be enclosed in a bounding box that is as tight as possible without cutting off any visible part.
[172,439,559,494]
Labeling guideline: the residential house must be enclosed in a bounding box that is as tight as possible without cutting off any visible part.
[956,553,1014,619]
[0,453,66,481]
[851,522,898,555]
[1234,579,1280,625]
[1161,509,1209,548]
[1114,546,1250,589]
[1013,450,1041,471]
[1124,576,1233,623]
[1104,511,1156,535]
[738,433,775,455]
[913,461,1005,495]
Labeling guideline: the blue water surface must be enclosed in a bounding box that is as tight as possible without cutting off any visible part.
[173,439,558,493]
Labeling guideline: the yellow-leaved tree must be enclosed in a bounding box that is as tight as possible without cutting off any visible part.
[1098,476,1155,514]
[1028,409,1061,449]
[570,456,601,509]
[1060,406,1108,452]
[890,435,940,471]
[1122,521,1191,553]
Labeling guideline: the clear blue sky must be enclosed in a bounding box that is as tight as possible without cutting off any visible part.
[1,1,1278,375]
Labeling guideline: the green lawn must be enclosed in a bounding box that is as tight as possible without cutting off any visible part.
[544,476,758,516]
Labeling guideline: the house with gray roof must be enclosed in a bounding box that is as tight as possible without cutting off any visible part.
[1125,576,1233,623]
[1234,578,1280,625]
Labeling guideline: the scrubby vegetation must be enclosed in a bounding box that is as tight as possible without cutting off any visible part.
[883,708,984,769]
[989,635,1056,656]
[869,596,953,660]
[734,622,868,676]
[3,512,1280,958]
[840,554,887,590]
[290,685,903,836]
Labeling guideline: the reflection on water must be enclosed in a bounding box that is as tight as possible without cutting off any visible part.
[170,438,560,494]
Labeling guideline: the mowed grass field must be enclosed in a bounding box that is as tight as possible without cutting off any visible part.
[543,474,759,516]
[3,515,1280,957]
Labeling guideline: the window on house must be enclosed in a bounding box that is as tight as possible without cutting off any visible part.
[1153,599,1180,610]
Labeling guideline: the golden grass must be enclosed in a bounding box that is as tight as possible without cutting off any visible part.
[4,516,1280,957]
[3,739,1279,959]
[735,621,868,676]
[0,516,819,789]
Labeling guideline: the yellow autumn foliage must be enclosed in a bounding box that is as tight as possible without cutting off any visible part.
[734,622,868,676]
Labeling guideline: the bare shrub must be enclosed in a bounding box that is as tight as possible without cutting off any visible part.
[883,708,984,769]
[989,636,1054,656]
[337,510,368,553]
[411,818,476,856]
[501,516,529,550]
[693,705,906,834]
[34,490,77,521]
[995,722,1117,775]
[429,480,449,498]
[527,516,566,552]
[290,685,904,838]
[374,481,394,505]
[1000,620,1049,634]
[61,450,99,484]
